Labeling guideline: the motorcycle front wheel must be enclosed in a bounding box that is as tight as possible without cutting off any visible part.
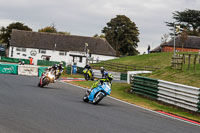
[93,92,105,105]
[84,74,89,81]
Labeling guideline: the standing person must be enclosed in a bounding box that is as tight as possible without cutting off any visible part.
[96,57,99,63]
[147,45,151,54]
[29,57,33,65]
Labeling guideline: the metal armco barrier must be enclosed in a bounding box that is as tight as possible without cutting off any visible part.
[158,80,200,112]
[131,76,200,112]
[92,69,121,80]
[131,76,159,99]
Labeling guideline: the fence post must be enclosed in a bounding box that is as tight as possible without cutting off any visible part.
[194,55,197,73]
[188,54,191,70]
[181,55,184,70]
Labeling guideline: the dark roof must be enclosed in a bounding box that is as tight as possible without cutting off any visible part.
[150,45,161,53]
[10,29,116,56]
[151,36,200,52]
[164,36,200,49]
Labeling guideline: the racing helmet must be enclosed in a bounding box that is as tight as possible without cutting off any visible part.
[59,62,63,65]
[107,74,113,81]
[52,64,57,69]
[100,67,105,74]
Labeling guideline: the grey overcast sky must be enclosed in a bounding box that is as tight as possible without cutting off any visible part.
[0,0,199,53]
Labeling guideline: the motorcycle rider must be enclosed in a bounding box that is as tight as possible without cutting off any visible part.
[56,62,64,79]
[87,73,113,93]
[100,67,107,78]
[46,62,64,80]
[84,64,93,77]
[84,64,92,70]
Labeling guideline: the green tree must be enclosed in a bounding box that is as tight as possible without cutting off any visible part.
[93,34,105,38]
[102,15,140,56]
[58,31,71,35]
[166,9,200,36]
[0,22,32,47]
[38,24,57,33]
[39,24,71,35]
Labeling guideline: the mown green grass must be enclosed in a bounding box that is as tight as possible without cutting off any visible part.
[69,81,200,122]
[61,73,84,78]
[93,52,200,87]
[142,66,200,88]
[92,52,173,69]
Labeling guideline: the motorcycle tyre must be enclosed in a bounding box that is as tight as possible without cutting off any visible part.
[41,78,48,87]
[83,95,89,102]
[38,82,41,87]
[84,74,89,81]
[93,92,105,105]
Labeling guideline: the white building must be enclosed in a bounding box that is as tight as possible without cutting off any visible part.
[9,29,117,67]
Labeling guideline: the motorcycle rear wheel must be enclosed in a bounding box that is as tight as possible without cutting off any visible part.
[83,95,89,102]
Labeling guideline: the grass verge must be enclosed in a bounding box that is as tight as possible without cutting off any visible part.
[61,73,84,78]
[68,81,200,122]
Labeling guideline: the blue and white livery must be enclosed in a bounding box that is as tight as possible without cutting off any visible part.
[83,82,111,105]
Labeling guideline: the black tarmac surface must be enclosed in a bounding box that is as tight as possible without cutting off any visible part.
[0,74,199,133]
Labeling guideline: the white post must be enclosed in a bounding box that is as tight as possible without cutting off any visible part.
[85,43,88,65]
[173,24,176,56]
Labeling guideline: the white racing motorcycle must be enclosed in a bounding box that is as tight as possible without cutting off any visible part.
[38,70,55,87]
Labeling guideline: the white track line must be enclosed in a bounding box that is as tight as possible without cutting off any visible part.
[60,81,200,127]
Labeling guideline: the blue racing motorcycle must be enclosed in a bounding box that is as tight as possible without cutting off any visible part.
[83,82,111,105]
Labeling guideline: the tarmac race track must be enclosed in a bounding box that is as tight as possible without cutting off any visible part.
[0,74,199,133]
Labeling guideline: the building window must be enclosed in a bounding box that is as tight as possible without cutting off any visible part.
[11,47,13,57]
[16,47,26,52]
[79,57,82,63]
[59,51,66,56]
[16,48,21,51]
[22,48,26,52]
[17,53,20,55]
[39,49,46,54]
[22,54,26,57]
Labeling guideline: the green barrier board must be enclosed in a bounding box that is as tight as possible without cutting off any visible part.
[1,56,30,64]
[66,66,71,74]
[38,67,48,77]
[120,73,127,80]
[37,60,66,66]
[0,64,18,75]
